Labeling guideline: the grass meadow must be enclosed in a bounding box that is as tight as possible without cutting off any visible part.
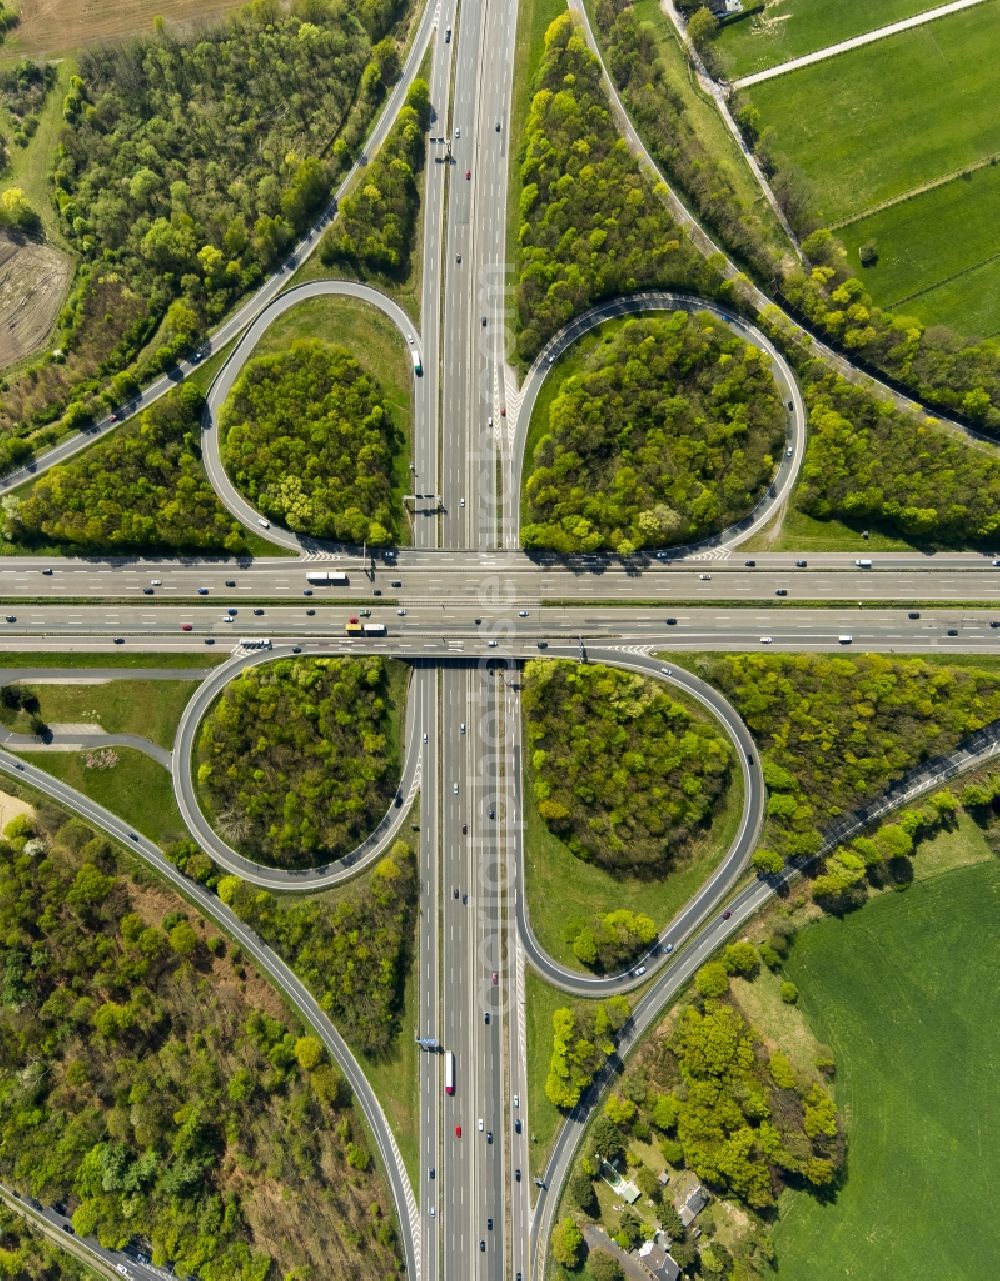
[774,859,1000,1280]
[745,1,1000,226]
[715,0,941,79]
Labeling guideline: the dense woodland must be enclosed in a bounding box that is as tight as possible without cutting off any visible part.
[0,59,56,149]
[522,312,785,554]
[0,807,402,1280]
[555,943,842,1280]
[793,356,1000,544]
[221,339,401,543]
[216,839,416,1057]
[596,0,786,283]
[0,0,406,451]
[197,656,401,870]
[3,383,247,554]
[516,14,720,364]
[544,996,631,1111]
[523,661,732,873]
[693,653,1000,866]
[570,908,658,972]
[320,79,429,277]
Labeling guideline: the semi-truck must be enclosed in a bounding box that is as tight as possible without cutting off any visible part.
[305,571,350,586]
[345,619,387,636]
[239,638,272,650]
[444,1051,455,1095]
[411,349,423,375]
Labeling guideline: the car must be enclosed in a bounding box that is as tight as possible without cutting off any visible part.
[746,751,754,763]
[227,607,238,615]
[429,1207,435,1217]
[795,559,807,567]
[488,639,498,647]
[390,579,402,587]
[180,623,193,631]
[496,121,501,131]
[113,636,126,644]
[128,832,138,841]
[907,611,921,619]
[4,615,15,622]
[373,588,382,596]
[513,1093,519,1108]
[514,1117,522,1133]
[303,588,313,596]
[488,806,495,819]
[480,1241,486,1253]
[430,1167,435,1179]
[665,942,674,953]
[292,646,302,654]
[722,909,732,920]
[515,1167,521,1181]
[463,893,468,904]
[787,399,794,411]
[445,25,451,40]
[462,822,468,834]
[947,628,958,636]
[455,1125,462,1138]
[360,608,371,617]
[151,579,161,586]
[698,573,711,581]
[197,587,209,595]
[397,608,407,616]
[41,568,53,575]
[633,966,646,977]
[500,406,506,416]
[222,614,234,623]
[110,411,120,422]
[760,636,773,644]
[62,1223,74,1233]
[306,608,316,616]
[205,638,216,645]
[459,497,465,506]
[13,762,22,770]
[744,559,756,567]
[482,315,487,326]
[775,588,788,596]
[465,169,471,179]
[660,666,671,676]
[993,559,1000,567]
[666,617,678,626]
[487,1218,494,1231]
[460,722,466,734]
[454,127,460,137]
[115,1264,130,1277]
[407,334,414,345]
[143,587,154,595]
[453,783,459,794]
[656,550,670,560]
[492,971,498,984]
[518,609,529,617]
[487,1131,493,1144]
[991,620,1000,628]
[786,445,794,457]
[456,253,461,263]
[258,517,270,529]
[453,887,459,899]
[478,1118,484,1131]
[225,579,236,587]
[547,353,555,364]
[253,608,265,616]
[484,1011,490,1024]
[423,732,429,744]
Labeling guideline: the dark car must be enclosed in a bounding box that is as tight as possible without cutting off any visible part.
[908,612,920,620]
[114,637,125,645]
[666,617,678,625]
[390,579,402,588]
[795,559,807,568]
[4,615,15,623]
[62,1223,74,1234]
[293,646,302,654]
[462,823,468,834]
[225,579,236,587]
[143,587,154,595]
[453,887,459,899]
[515,1168,521,1182]
[484,1011,490,1024]
[254,608,265,616]
[947,628,958,636]
[486,1131,493,1144]
[197,587,209,595]
[487,1218,494,1231]
[991,621,1000,628]
[430,1168,435,1180]
[205,638,216,645]
[488,806,495,819]
[514,1118,522,1134]
[744,559,756,567]
[373,588,382,596]
[775,588,788,597]
[303,588,313,596]
[480,1241,486,1253]
[722,909,732,920]
[306,608,316,616]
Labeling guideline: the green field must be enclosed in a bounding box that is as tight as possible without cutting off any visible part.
[745,1,1000,226]
[774,861,1000,1280]
[15,747,185,846]
[524,969,576,1177]
[716,0,943,79]
[0,678,198,750]
[0,652,222,670]
[837,162,1000,337]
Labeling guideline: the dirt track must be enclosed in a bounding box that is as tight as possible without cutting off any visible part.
[0,232,72,370]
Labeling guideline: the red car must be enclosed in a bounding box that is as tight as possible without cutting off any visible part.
[180,623,193,632]
[465,169,471,180]
[455,1125,462,1139]
[722,910,732,920]
[491,971,498,985]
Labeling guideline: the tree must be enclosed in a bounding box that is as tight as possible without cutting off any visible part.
[568,1164,597,1215]
[723,941,759,977]
[688,7,718,50]
[294,1035,324,1071]
[551,1216,583,1268]
[694,961,729,999]
[587,1250,624,1281]
[780,981,799,1004]
[168,920,198,956]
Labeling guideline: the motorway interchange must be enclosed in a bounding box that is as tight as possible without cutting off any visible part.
[1,1,1000,1279]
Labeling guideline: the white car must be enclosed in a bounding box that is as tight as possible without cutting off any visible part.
[478,1118,484,1131]
[698,573,711,581]
[407,334,414,345]
[786,445,794,457]
[258,517,270,529]
[633,966,646,977]
[115,1269,130,1279]
[460,722,466,734]
[518,610,529,617]
[660,667,671,676]
[453,783,459,794]
[455,127,461,138]
[150,579,162,586]
[760,636,773,644]
[488,639,498,647]
[513,1093,519,1108]
[429,1206,436,1217]
[222,615,234,622]
[397,608,406,616]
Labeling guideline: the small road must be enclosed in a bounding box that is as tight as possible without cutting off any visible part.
[202,279,420,551]
[171,648,423,890]
[0,748,420,1281]
[506,290,805,553]
[0,726,171,768]
[531,718,1000,1275]
[511,647,764,995]
[732,0,988,89]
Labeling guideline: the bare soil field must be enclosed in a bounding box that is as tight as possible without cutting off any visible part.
[8,0,250,59]
[0,231,71,369]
